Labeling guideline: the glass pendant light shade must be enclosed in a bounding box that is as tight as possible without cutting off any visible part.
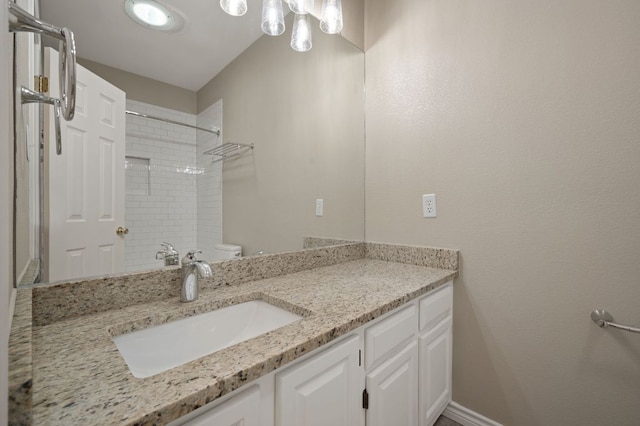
[320,0,343,34]
[291,13,312,52]
[288,0,314,14]
[261,0,285,36]
[220,0,247,16]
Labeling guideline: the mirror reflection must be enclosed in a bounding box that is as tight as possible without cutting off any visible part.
[14,4,365,286]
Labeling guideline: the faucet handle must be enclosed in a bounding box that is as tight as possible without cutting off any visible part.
[160,242,179,258]
[160,242,176,252]
[182,250,202,263]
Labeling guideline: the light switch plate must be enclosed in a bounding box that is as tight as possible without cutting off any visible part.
[316,199,324,217]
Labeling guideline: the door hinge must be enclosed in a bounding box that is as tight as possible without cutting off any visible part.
[362,389,369,410]
[34,75,49,93]
[358,349,362,367]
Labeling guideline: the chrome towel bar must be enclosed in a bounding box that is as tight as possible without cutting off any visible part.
[9,2,77,121]
[591,309,640,335]
[125,110,221,135]
[8,1,64,40]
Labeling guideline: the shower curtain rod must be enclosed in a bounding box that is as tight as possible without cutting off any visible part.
[125,110,220,135]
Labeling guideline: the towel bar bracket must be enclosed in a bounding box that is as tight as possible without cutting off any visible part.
[591,309,640,335]
[20,87,62,155]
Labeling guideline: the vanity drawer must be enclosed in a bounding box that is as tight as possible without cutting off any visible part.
[419,282,452,332]
[365,305,417,369]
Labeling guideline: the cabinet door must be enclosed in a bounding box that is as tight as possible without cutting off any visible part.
[364,305,416,370]
[419,317,452,426]
[366,341,419,426]
[419,283,452,332]
[275,335,361,426]
[181,385,262,426]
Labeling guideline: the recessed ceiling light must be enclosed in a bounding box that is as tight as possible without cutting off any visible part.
[124,0,177,31]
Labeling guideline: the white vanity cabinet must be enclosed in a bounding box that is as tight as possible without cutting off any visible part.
[363,303,419,425]
[363,282,453,426]
[172,378,274,426]
[418,283,453,426]
[180,385,262,426]
[419,317,452,426]
[176,281,453,426]
[275,335,362,426]
[365,340,419,426]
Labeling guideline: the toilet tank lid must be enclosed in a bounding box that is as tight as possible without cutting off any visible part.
[214,244,242,251]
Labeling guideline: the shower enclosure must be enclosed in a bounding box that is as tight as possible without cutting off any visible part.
[124,99,224,272]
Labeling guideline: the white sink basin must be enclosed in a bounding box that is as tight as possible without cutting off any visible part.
[113,300,302,378]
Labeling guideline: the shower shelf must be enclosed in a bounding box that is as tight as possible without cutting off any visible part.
[203,143,254,163]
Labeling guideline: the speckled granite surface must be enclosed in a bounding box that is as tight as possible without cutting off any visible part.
[303,236,359,248]
[18,259,39,285]
[31,243,365,327]
[10,242,459,425]
[366,242,459,270]
[8,289,33,426]
[32,260,455,425]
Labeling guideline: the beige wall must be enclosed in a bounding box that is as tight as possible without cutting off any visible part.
[336,0,364,50]
[310,0,364,51]
[338,0,364,51]
[78,58,197,114]
[198,17,365,255]
[365,0,640,425]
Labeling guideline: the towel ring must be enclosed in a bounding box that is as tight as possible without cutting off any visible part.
[58,27,76,121]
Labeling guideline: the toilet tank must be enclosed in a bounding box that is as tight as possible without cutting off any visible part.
[213,244,242,260]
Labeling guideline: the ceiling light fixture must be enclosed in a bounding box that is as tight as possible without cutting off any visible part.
[221,0,343,52]
[124,0,176,31]
[291,13,312,52]
[220,0,248,17]
[288,0,314,14]
[262,0,285,36]
[319,0,343,34]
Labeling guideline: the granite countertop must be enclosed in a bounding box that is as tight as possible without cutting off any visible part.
[30,258,456,425]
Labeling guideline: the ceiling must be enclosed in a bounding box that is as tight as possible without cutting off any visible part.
[40,0,268,91]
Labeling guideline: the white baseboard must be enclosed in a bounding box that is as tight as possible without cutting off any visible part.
[443,401,503,426]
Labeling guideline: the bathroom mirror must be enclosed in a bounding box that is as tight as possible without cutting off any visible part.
[14,4,365,286]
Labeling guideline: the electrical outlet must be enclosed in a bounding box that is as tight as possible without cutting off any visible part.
[315,199,324,217]
[422,194,437,218]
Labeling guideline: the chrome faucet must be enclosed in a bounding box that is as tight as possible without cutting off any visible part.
[180,250,212,303]
[156,242,179,266]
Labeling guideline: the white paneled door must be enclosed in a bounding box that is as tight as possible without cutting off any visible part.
[46,47,126,282]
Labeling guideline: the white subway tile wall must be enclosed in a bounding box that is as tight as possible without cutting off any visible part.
[196,100,224,261]
[125,156,150,196]
[125,100,205,272]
